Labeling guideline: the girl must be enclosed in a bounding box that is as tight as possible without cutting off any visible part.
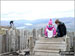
[44,19,56,38]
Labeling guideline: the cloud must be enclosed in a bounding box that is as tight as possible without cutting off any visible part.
[25,23,33,26]
[1,1,74,20]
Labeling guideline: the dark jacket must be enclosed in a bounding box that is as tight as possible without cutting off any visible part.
[57,22,66,37]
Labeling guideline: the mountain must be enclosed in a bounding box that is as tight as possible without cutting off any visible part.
[1,17,75,31]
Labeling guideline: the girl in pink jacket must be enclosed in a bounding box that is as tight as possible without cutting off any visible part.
[44,19,56,38]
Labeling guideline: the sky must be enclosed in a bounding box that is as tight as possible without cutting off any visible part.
[1,1,74,21]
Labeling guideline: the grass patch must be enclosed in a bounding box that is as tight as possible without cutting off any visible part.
[0,30,6,35]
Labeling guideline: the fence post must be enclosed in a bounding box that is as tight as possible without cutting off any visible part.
[0,35,2,54]
[32,29,37,47]
[29,37,34,56]
[73,32,75,55]
[65,35,70,51]
[41,28,44,37]
[33,29,37,40]
[2,35,7,53]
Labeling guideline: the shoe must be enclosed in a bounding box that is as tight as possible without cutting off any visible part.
[45,37,48,38]
[54,36,58,38]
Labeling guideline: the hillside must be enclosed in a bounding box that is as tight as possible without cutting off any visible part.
[1,17,75,31]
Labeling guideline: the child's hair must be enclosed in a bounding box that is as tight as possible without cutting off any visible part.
[55,19,60,24]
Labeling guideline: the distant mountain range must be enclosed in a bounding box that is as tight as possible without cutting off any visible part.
[1,17,75,32]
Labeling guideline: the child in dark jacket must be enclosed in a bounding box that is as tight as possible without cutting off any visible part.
[55,19,66,37]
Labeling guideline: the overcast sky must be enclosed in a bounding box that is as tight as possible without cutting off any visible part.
[1,1,74,21]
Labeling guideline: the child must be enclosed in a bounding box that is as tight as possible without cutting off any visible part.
[55,19,66,37]
[44,19,56,38]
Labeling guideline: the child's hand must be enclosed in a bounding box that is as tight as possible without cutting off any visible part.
[56,32,58,35]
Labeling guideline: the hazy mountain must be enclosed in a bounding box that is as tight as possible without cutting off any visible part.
[1,17,75,31]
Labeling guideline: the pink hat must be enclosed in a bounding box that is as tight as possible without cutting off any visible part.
[48,19,52,25]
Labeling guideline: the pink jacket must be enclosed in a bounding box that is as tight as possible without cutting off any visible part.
[44,19,56,37]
